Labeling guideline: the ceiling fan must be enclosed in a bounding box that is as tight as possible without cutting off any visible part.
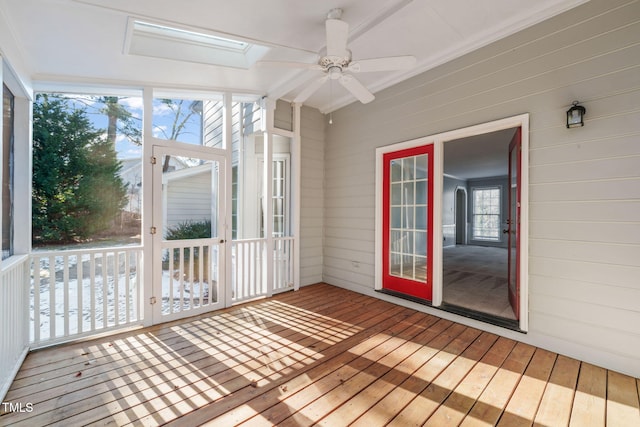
[260,8,416,105]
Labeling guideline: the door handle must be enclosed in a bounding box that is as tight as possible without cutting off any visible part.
[502,229,509,234]
[219,239,226,244]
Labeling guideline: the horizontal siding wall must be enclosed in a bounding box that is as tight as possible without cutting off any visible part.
[322,0,640,376]
[299,106,325,285]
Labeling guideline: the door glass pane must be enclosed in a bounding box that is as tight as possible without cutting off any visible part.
[389,152,429,282]
[161,155,220,315]
[509,147,518,295]
[152,97,204,145]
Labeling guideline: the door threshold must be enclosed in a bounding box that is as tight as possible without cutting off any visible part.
[439,302,522,332]
[377,289,522,332]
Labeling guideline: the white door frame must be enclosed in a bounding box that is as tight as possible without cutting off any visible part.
[376,114,529,331]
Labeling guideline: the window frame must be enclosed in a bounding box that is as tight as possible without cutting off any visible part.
[2,83,14,260]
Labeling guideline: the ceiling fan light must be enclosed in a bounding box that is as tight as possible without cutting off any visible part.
[328,67,342,79]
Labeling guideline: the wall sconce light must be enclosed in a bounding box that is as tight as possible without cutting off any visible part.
[566,101,586,128]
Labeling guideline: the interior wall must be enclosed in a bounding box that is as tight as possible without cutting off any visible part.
[322,0,640,377]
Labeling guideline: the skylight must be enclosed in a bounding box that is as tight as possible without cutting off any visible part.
[126,18,268,69]
[133,21,249,52]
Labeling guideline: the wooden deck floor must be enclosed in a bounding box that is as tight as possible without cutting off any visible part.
[1,283,639,426]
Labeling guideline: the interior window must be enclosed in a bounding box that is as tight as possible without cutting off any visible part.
[472,187,501,241]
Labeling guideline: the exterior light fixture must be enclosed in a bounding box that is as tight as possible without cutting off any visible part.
[566,101,586,128]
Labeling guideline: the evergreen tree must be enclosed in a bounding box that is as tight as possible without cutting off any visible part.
[32,94,127,243]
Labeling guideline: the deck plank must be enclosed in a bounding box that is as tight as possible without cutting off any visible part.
[497,348,557,426]
[58,295,402,426]
[568,363,607,427]
[387,330,496,426]
[1,283,638,427]
[606,370,640,427]
[423,336,517,426]
[459,341,536,427]
[533,355,581,426]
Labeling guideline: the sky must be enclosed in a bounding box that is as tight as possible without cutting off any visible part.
[57,94,203,160]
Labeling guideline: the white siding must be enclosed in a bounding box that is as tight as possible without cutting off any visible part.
[299,106,325,285]
[165,171,212,231]
[322,0,640,377]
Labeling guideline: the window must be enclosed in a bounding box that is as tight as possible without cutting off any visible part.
[2,84,14,259]
[32,93,143,247]
[259,156,290,238]
[272,159,287,237]
[472,187,501,241]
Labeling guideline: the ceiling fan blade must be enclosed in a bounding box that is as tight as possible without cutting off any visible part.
[256,61,322,70]
[347,55,417,73]
[294,75,329,103]
[326,18,349,57]
[339,74,375,104]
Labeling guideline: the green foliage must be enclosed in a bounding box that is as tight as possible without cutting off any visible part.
[165,220,212,240]
[32,94,127,244]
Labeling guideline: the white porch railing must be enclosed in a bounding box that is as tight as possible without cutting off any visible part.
[273,236,295,293]
[29,246,143,348]
[1,255,30,400]
[231,237,294,304]
[231,238,267,303]
[26,237,293,346]
[160,239,220,317]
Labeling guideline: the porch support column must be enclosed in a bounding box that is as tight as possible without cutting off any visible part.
[141,86,154,327]
[262,97,275,297]
[223,92,233,307]
[292,102,301,290]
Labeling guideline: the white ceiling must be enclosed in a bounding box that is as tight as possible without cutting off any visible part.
[1,0,587,112]
[444,128,517,180]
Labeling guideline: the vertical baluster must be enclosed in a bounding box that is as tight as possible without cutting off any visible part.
[114,251,120,326]
[90,253,96,332]
[77,254,83,334]
[241,242,246,300]
[124,250,130,324]
[63,254,70,338]
[260,240,265,294]
[33,257,41,344]
[179,246,185,313]
[168,248,174,315]
[102,251,108,329]
[135,250,141,321]
[249,241,254,297]
[48,255,55,341]
[232,242,238,302]
[198,244,204,307]
[290,239,294,287]
[238,243,243,300]
[273,239,282,289]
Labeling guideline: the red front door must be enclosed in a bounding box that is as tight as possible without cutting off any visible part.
[507,128,522,318]
[382,144,434,301]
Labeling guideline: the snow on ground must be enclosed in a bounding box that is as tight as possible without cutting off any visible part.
[30,252,217,342]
